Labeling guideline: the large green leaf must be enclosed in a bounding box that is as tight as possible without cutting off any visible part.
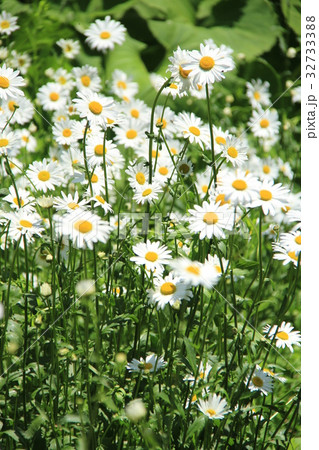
[148,0,281,72]
[280,0,301,35]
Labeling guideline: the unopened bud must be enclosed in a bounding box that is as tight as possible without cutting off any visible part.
[40,283,52,297]
[125,399,147,423]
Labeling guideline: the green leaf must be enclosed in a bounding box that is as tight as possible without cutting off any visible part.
[236,258,259,269]
[196,0,223,20]
[23,413,47,440]
[280,0,301,35]
[186,416,206,441]
[1,430,19,442]
[183,337,197,374]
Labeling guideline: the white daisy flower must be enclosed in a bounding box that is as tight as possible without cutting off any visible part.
[263,322,301,352]
[152,74,187,99]
[0,64,25,99]
[59,147,84,177]
[84,16,126,53]
[176,157,193,177]
[277,158,294,180]
[56,209,111,250]
[0,11,19,35]
[272,242,300,267]
[0,129,21,156]
[131,240,172,273]
[198,393,230,419]
[154,158,176,186]
[86,134,119,167]
[5,210,44,246]
[114,118,147,150]
[170,257,219,289]
[88,194,113,214]
[221,169,260,206]
[73,90,115,127]
[196,172,213,198]
[291,86,301,103]
[3,185,35,212]
[246,79,271,109]
[174,112,210,150]
[148,273,192,310]
[72,65,102,93]
[213,126,232,155]
[119,98,150,123]
[188,200,235,240]
[51,68,75,92]
[132,182,162,205]
[54,191,87,212]
[184,361,213,384]
[204,39,235,66]
[167,46,193,92]
[52,119,78,146]
[246,367,273,396]
[279,230,301,254]
[2,95,34,125]
[182,43,234,87]
[205,254,229,276]
[56,38,80,59]
[110,69,139,101]
[256,365,286,384]
[126,161,149,189]
[154,105,176,139]
[248,108,281,139]
[248,180,290,216]
[126,354,166,373]
[248,155,279,181]
[221,136,248,167]
[26,158,62,193]
[37,82,68,111]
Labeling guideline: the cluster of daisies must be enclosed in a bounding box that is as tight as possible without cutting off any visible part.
[0,9,300,423]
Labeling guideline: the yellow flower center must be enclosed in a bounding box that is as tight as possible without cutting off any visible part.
[179,163,190,174]
[131,108,139,118]
[260,119,270,128]
[276,331,289,340]
[58,76,67,85]
[156,118,167,129]
[95,195,105,204]
[215,265,222,273]
[0,20,10,29]
[62,128,72,137]
[186,265,200,275]
[142,188,152,197]
[22,136,29,142]
[252,376,264,387]
[19,219,33,228]
[68,202,79,209]
[160,282,177,295]
[191,394,197,402]
[215,193,230,205]
[81,75,91,87]
[49,92,59,101]
[263,165,271,174]
[89,101,103,115]
[0,76,10,88]
[203,212,219,225]
[0,138,9,147]
[179,65,192,78]
[216,136,226,145]
[94,144,105,156]
[38,170,50,182]
[13,197,24,206]
[126,129,137,139]
[199,56,215,70]
[295,235,301,245]
[206,409,216,417]
[288,251,298,261]
[135,172,146,185]
[227,147,238,158]
[159,166,168,176]
[145,251,158,262]
[189,126,200,136]
[91,174,98,183]
[254,91,261,100]
[260,189,272,201]
[170,83,178,89]
[117,81,127,89]
[170,147,177,155]
[232,179,247,191]
[202,185,208,193]
[100,31,111,39]
[140,362,153,370]
[8,100,17,112]
[74,220,93,233]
